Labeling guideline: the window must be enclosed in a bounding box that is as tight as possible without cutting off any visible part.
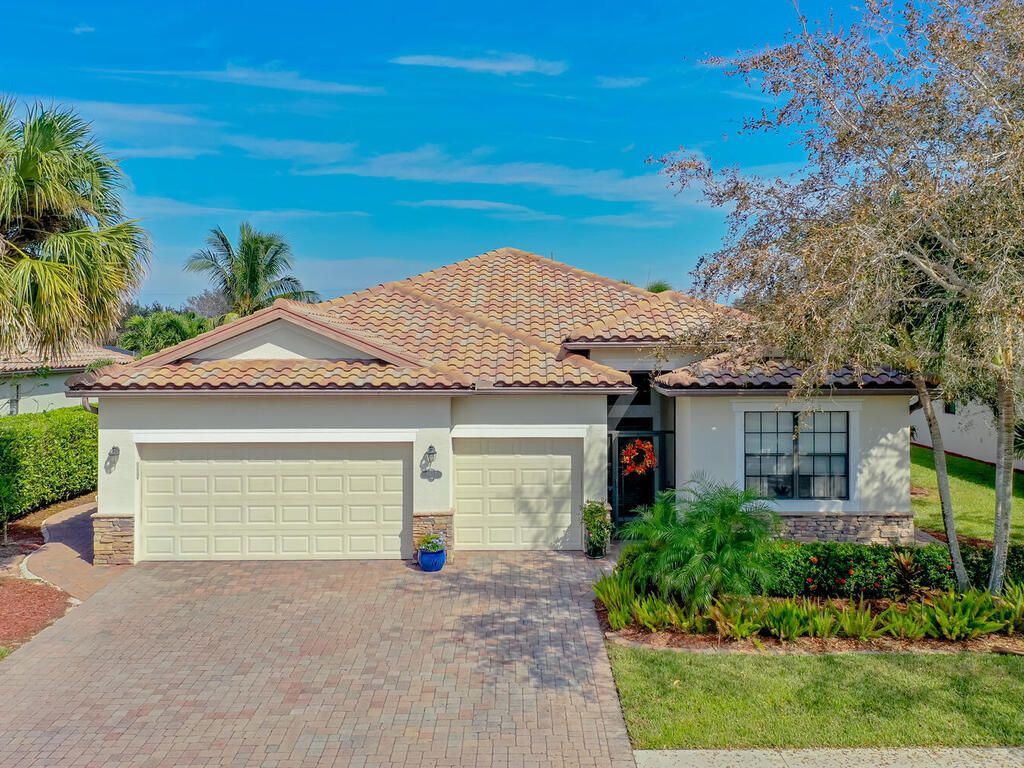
[744,411,848,500]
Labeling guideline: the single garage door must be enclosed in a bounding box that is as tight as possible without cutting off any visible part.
[138,443,410,561]
[453,437,582,550]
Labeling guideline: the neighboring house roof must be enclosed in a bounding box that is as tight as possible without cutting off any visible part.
[0,343,133,374]
[565,290,745,345]
[655,354,914,392]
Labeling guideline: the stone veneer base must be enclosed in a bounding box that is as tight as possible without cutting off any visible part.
[91,512,135,565]
[413,510,455,562]
[780,512,915,546]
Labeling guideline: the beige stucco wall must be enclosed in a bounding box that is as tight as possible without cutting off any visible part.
[191,319,374,360]
[674,394,911,515]
[1,372,82,416]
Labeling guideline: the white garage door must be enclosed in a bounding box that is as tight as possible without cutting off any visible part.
[453,437,582,550]
[138,443,410,561]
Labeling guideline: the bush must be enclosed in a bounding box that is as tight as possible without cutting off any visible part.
[582,499,614,555]
[0,407,97,523]
[619,478,780,608]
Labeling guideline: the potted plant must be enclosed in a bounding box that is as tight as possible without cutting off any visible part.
[417,531,447,572]
[582,500,614,559]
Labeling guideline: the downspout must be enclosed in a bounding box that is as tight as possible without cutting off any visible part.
[81,397,99,414]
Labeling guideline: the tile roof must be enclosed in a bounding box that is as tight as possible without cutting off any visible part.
[566,290,745,344]
[67,359,472,393]
[0,344,133,374]
[655,354,913,391]
[387,247,653,343]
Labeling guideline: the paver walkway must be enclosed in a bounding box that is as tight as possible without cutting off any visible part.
[635,748,1024,767]
[22,502,127,600]
[0,552,633,768]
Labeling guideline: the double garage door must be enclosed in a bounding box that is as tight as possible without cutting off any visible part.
[137,437,583,561]
[138,443,410,560]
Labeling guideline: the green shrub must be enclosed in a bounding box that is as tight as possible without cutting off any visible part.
[0,407,97,523]
[582,499,614,555]
[921,590,1005,641]
[998,581,1024,634]
[961,545,1024,588]
[880,604,928,641]
[761,599,812,641]
[838,599,884,640]
[807,603,840,638]
[710,597,764,640]
[620,478,780,608]
[633,595,676,632]
[593,571,639,630]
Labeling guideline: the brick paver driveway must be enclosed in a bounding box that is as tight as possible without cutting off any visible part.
[0,552,634,768]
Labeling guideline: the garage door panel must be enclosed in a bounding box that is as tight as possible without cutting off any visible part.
[453,438,583,551]
[139,443,410,561]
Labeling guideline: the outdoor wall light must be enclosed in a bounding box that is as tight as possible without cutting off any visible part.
[425,445,437,465]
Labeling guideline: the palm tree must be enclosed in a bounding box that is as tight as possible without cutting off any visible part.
[185,223,319,320]
[118,310,214,357]
[0,99,149,358]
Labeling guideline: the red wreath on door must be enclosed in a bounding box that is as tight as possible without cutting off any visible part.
[621,439,657,476]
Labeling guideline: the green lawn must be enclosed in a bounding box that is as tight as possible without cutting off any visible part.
[911,445,1023,543]
[608,645,1024,748]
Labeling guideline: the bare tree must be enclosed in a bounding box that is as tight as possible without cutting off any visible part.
[659,0,1023,590]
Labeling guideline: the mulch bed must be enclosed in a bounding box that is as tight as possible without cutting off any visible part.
[918,528,995,547]
[0,578,72,649]
[595,600,1024,656]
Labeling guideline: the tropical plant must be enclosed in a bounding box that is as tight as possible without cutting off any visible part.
[593,571,639,631]
[879,604,928,641]
[807,603,839,639]
[921,590,1005,641]
[117,310,214,357]
[710,596,764,640]
[632,595,676,632]
[0,99,149,358]
[838,599,884,641]
[185,222,319,320]
[761,599,811,641]
[892,552,928,601]
[997,580,1024,634]
[619,476,780,608]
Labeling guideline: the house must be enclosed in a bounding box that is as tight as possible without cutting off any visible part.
[2,343,133,417]
[67,248,916,565]
[910,400,1024,472]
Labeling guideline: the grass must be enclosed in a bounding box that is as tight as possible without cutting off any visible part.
[911,445,1023,544]
[609,645,1024,748]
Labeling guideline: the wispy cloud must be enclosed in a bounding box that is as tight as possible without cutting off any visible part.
[302,145,684,206]
[596,76,649,89]
[105,64,381,95]
[72,23,94,34]
[224,135,356,163]
[115,145,216,160]
[398,199,562,221]
[50,99,219,126]
[390,52,567,76]
[125,194,369,220]
[721,89,775,104]
[580,213,675,229]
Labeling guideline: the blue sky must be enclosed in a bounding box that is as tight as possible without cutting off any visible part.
[4,0,851,305]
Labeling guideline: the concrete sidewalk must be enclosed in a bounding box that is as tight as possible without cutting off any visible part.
[635,748,1024,767]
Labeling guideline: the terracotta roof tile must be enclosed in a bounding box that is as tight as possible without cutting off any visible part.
[655,354,912,391]
[0,344,133,374]
[67,359,472,393]
[566,290,745,344]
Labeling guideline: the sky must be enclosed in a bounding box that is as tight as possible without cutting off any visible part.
[3,0,853,305]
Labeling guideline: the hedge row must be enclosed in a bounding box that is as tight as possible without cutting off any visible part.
[761,540,1024,599]
[0,407,98,523]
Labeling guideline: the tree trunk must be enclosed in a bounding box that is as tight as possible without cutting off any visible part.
[988,371,1016,595]
[912,372,970,591]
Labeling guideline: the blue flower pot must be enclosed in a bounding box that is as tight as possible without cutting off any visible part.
[419,549,446,572]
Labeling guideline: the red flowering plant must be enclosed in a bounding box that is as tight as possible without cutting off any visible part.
[621,439,656,476]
